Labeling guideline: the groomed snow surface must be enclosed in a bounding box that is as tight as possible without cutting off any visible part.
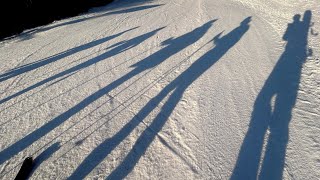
[0,0,319,179]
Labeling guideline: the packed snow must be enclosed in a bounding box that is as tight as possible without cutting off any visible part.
[0,0,319,179]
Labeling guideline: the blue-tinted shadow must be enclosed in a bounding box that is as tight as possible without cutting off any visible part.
[29,143,61,177]
[0,27,162,165]
[0,26,161,104]
[0,19,214,166]
[68,17,251,179]
[0,27,137,83]
[231,10,312,180]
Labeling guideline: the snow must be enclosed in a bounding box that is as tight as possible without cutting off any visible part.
[0,0,319,179]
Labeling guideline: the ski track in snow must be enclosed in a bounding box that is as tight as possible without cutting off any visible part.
[0,0,319,179]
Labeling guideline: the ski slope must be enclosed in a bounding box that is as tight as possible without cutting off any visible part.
[0,0,319,179]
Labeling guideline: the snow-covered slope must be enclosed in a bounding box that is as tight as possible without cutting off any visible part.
[0,0,319,179]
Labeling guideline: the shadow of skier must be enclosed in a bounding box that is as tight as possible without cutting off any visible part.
[0,27,137,83]
[231,10,312,180]
[68,17,251,179]
[0,26,157,104]
[0,27,161,164]
[0,20,214,166]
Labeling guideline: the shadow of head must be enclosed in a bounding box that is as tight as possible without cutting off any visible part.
[241,16,252,26]
[293,14,301,22]
[161,19,217,46]
[213,16,251,45]
[292,10,312,25]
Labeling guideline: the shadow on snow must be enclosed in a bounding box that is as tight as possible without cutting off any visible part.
[68,17,251,179]
[0,19,214,166]
[29,142,61,178]
[0,27,162,164]
[231,10,312,180]
[0,26,161,104]
[0,27,137,84]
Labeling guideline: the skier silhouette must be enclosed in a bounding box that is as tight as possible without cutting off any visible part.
[231,10,312,180]
[0,27,162,164]
[0,21,214,166]
[68,17,251,179]
[0,27,137,83]
[0,27,159,104]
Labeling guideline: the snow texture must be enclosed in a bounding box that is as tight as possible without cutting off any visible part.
[0,0,319,179]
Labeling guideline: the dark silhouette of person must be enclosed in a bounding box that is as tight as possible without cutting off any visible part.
[0,21,214,166]
[68,17,251,179]
[231,10,312,180]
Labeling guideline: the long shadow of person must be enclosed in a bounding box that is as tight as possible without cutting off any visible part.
[0,20,214,166]
[0,27,137,83]
[231,10,312,180]
[68,17,251,179]
[0,27,161,164]
[66,20,219,179]
[0,27,160,104]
